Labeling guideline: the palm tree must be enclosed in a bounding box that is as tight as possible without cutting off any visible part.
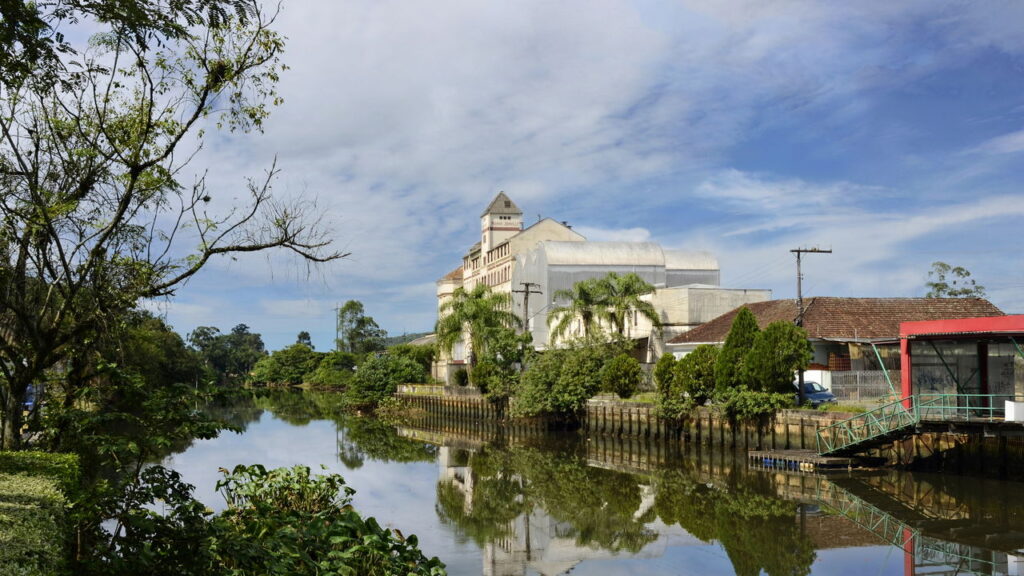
[547,273,661,345]
[547,278,604,344]
[597,272,661,337]
[435,284,520,367]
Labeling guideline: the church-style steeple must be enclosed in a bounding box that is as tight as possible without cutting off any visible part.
[480,191,523,255]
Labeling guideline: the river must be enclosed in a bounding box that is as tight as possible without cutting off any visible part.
[162,390,1024,576]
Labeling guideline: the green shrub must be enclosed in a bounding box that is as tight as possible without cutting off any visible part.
[653,353,677,396]
[717,386,793,425]
[675,345,719,406]
[346,354,427,410]
[600,354,642,399]
[452,367,469,387]
[389,343,436,373]
[0,451,79,494]
[0,453,74,576]
[212,464,445,575]
[469,361,497,394]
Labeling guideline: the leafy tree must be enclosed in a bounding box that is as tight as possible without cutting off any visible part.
[714,307,760,398]
[296,331,314,349]
[600,354,642,399]
[388,343,437,374]
[653,353,677,396]
[472,327,532,404]
[344,353,427,410]
[514,340,623,417]
[0,1,343,447]
[675,344,719,405]
[336,300,387,355]
[435,284,520,368]
[188,324,267,385]
[742,321,812,394]
[304,351,358,388]
[250,343,321,386]
[926,261,986,298]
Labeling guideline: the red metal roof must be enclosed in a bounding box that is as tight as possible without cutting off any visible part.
[900,314,1024,338]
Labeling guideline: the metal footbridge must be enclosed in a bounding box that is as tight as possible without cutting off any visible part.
[816,394,1021,456]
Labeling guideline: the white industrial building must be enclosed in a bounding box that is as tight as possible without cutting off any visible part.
[434,192,769,382]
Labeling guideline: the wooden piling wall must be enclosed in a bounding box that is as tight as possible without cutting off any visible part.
[396,393,1024,476]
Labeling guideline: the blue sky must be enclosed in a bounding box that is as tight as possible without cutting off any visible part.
[152,1,1024,351]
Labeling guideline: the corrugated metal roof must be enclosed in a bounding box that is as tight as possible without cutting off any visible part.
[539,241,666,266]
[663,250,718,271]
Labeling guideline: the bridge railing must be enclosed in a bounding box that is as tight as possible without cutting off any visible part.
[914,393,1017,422]
[816,397,917,455]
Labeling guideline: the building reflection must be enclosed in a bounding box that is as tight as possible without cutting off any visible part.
[398,422,1024,576]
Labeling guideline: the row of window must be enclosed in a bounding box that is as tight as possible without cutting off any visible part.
[483,242,510,265]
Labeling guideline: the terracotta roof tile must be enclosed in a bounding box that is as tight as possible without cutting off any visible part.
[438,266,463,283]
[668,297,1004,344]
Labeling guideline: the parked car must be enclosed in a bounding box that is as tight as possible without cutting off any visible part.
[795,381,837,408]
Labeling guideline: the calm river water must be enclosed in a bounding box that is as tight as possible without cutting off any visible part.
[163,390,1024,576]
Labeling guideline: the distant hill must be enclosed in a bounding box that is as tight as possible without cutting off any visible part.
[384,332,433,347]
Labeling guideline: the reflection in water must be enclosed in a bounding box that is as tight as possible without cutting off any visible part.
[176,391,1024,576]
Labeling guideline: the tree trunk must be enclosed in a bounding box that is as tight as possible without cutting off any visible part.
[2,389,23,450]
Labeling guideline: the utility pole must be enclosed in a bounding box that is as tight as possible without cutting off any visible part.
[333,303,341,352]
[790,247,831,405]
[512,282,542,334]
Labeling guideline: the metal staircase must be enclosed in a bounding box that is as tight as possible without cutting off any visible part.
[816,397,918,456]
[816,393,1016,456]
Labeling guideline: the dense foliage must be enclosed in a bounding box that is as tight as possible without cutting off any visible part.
[250,343,322,386]
[213,465,445,576]
[336,300,388,355]
[188,325,268,385]
[0,0,341,449]
[0,451,77,576]
[714,307,760,397]
[599,354,642,399]
[345,354,427,410]
[435,284,520,369]
[675,344,719,405]
[742,321,812,394]
[514,338,631,417]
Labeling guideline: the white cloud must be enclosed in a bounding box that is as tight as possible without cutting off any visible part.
[149,0,1024,348]
[968,129,1024,155]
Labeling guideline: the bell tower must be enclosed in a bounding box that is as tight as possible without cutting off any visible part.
[480,191,523,255]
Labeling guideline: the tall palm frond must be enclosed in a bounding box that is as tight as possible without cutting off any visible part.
[546,278,603,344]
[598,272,661,336]
[436,284,520,366]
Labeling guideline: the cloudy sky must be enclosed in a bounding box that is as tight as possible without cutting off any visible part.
[155,0,1024,351]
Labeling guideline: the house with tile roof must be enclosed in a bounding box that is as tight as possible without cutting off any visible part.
[665,297,1004,396]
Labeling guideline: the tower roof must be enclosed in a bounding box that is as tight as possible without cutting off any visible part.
[481,191,521,217]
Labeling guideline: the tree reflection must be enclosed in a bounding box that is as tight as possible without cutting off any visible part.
[435,444,657,555]
[655,468,816,576]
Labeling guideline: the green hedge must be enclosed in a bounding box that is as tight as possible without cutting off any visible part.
[0,452,78,576]
[0,452,79,494]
